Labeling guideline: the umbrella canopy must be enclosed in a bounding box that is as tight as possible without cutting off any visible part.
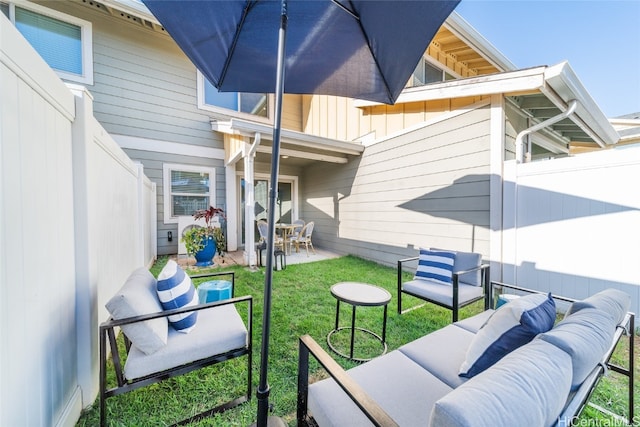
[141,1,459,425]
[143,0,459,104]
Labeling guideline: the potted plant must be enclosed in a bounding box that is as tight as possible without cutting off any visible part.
[181,206,225,266]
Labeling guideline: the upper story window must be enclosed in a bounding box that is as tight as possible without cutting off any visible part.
[1,1,93,84]
[197,70,269,119]
[163,163,216,223]
[409,58,455,88]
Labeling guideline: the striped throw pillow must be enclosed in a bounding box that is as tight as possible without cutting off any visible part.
[156,260,199,333]
[414,248,456,285]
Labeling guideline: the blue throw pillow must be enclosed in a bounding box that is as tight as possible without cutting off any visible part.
[414,248,456,285]
[459,292,556,378]
[156,260,199,333]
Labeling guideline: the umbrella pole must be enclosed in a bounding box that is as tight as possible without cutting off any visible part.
[254,1,288,426]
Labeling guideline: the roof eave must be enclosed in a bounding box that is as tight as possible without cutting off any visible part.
[444,12,517,72]
[211,118,364,156]
[542,62,618,146]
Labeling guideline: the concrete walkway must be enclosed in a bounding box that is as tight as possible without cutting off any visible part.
[174,246,341,270]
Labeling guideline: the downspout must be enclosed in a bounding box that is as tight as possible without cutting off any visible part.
[515,99,578,163]
[244,132,261,268]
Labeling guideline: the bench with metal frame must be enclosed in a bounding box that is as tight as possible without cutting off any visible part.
[99,271,252,427]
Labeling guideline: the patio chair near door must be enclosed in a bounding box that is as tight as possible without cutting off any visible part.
[256,220,285,269]
[290,221,315,256]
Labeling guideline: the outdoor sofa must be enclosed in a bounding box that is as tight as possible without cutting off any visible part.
[99,263,253,426]
[297,282,635,426]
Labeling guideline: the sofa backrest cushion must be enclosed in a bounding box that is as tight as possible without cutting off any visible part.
[451,251,482,287]
[540,307,616,390]
[459,292,556,378]
[156,260,199,333]
[414,248,456,285]
[431,339,572,427]
[565,288,630,325]
[105,267,168,355]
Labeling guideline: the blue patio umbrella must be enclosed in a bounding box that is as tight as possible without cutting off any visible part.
[141,1,460,425]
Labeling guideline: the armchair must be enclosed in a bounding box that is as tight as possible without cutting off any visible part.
[100,269,252,426]
[397,248,490,322]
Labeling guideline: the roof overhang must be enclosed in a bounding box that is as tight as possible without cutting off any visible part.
[354,61,619,147]
[211,118,364,165]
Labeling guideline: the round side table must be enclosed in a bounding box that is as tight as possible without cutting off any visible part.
[327,282,392,362]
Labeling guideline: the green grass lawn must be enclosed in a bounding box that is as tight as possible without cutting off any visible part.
[77,255,638,426]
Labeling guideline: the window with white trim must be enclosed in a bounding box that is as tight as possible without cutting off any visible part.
[197,70,269,119]
[409,57,455,88]
[1,1,93,84]
[163,164,216,224]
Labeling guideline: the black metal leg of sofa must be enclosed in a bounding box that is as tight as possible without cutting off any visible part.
[452,276,459,323]
[397,260,403,314]
[628,314,634,423]
[297,338,310,426]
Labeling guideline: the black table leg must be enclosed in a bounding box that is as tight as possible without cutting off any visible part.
[350,305,356,359]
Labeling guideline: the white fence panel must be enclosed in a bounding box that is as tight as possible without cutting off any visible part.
[1,15,157,426]
[1,14,80,427]
[502,147,640,315]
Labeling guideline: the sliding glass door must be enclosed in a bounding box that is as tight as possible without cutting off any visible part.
[240,177,295,246]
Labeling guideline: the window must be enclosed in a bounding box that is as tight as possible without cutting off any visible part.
[409,58,455,88]
[197,70,269,119]
[1,1,93,84]
[163,164,216,223]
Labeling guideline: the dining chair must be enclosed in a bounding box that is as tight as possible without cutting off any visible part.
[290,221,315,256]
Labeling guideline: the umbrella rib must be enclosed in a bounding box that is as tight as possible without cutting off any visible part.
[331,0,359,20]
[219,0,258,89]
[345,0,395,103]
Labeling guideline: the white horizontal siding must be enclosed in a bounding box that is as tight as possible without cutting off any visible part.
[302,105,492,267]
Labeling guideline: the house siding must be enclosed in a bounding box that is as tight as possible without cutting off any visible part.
[302,104,492,267]
[303,93,489,142]
[123,148,225,256]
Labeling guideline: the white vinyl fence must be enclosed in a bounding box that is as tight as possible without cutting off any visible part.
[0,16,156,427]
[501,146,640,316]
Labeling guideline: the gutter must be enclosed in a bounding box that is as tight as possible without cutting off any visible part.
[516,99,578,163]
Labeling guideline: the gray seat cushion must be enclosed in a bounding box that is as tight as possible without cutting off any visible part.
[309,350,453,427]
[402,279,483,307]
[430,339,572,427]
[105,268,167,355]
[398,324,474,388]
[453,310,494,334]
[124,304,247,380]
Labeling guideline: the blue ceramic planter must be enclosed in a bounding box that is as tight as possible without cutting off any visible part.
[194,236,216,266]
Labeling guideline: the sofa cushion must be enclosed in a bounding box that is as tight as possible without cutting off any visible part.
[156,260,199,333]
[399,324,474,388]
[402,280,484,308]
[459,292,556,378]
[414,248,456,285]
[105,268,167,355]
[452,251,482,286]
[539,307,616,390]
[565,288,630,325]
[309,350,453,427]
[430,339,572,427]
[453,310,494,334]
[124,304,247,380]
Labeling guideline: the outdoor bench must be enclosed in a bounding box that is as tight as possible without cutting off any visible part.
[99,266,252,427]
[297,282,635,427]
